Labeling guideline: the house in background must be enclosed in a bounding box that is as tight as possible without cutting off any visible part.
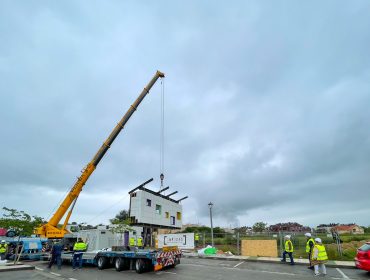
[332,224,364,235]
[315,223,339,233]
[268,222,311,233]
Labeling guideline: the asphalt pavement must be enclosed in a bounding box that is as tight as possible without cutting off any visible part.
[2,258,370,280]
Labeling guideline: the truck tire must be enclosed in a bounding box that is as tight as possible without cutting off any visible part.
[135,259,145,274]
[115,257,129,271]
[97,256,108,270]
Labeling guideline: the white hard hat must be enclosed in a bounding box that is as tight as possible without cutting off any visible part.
[285,235,291,239]
[1,240,5,243]
[315,238,322,243]
[305,233,311,237]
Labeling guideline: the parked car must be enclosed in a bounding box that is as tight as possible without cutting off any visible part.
[355,242,370,272]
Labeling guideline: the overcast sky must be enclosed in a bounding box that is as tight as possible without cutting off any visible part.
[1,1,369,229]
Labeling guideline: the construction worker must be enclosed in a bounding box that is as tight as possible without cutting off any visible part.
[305,233,315,269]
[129,237,136,247]
[312,238,328,276]
[48,239,63,270]
[137,236,143,248]
[195,233,200,247]
[281,235,294,265]
[72,238,87,270]
[0,240,8,260]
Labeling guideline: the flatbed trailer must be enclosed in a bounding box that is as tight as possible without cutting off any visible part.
[95,248,182,274]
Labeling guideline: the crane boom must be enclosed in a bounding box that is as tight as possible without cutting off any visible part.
[36,70,165,238]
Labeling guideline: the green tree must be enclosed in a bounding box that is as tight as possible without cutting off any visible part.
[252,222,267,233]
[0,207,45,236]
[110,210,129,224]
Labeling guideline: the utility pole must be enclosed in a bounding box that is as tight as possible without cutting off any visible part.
[208,202,214,247]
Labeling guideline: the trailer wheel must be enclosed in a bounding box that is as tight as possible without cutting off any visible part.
[97,256,108,270]
[115,257,129,271]
[135,259,145,274]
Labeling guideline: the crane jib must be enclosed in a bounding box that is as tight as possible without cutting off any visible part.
[37,70,164,238]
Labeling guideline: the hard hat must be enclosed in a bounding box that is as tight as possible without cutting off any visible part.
[285,235,291,239]
[304,233,311,237]
[1,240,5,243]
[315,238,322,243]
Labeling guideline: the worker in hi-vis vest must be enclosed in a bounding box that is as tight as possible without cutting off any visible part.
[305,232,315,269]
[195,233,200,247]
[311,238,328,276]
[137,237,143,248]
[72,238,87,270]
[281,235,295,265]
[129,237,136,246]
[0,240,8,260]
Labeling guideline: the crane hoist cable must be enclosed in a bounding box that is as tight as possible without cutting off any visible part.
[159,77,165,189]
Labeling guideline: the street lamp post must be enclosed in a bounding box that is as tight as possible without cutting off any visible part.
[208,202,214,247]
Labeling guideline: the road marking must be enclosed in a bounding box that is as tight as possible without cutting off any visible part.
[163,271,177,274]
[336,268,350,279]
[182,263,295,276]
[234,261,244,268]
[69,278,78,280]
[50,272,61,276]
[35,267,44,271]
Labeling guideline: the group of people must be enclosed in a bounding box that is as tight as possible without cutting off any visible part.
[281,233,328,276]
[47,237,87,270]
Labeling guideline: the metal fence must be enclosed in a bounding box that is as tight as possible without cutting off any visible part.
[195,231,369,261]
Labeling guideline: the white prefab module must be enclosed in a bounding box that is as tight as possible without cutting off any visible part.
[129,179,188,229]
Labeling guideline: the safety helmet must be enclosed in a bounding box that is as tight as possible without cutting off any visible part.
[314,238,322,243]
[304,233,311,237]
[1,240,5,243]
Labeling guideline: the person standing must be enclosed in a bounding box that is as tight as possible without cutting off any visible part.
[305,233,315,269]
[195,233,200,247]
[137,236,143,248]
[311,238,328,276]
[281,235,294,265]
[0,240,8,260]
[72,238,87,270]
[48,239,63,270]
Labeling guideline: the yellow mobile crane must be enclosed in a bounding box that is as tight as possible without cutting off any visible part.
[36,71,165,238]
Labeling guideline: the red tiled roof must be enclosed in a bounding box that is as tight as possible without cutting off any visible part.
[333,225,357,231]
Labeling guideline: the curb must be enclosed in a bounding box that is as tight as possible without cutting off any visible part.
[0,264,35,272]
[183,255,356,269]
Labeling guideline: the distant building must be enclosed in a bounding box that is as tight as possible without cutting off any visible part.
[332,224,364,235]
[315,223,339,234]
[268,222,311,233]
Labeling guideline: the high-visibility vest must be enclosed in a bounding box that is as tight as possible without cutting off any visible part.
[195,234,199,241]
[137,238,143,246]
[129,237,136,246]
[285,240,293,252]
[314,244,328,261]
[73,242,87,252]
[0,244,7,253]
[306,238,315,253]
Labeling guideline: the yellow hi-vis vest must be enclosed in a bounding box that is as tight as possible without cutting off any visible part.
[73,242,87,252]
[314,244,328,261]
[285,240,293,252]
[0,244,7,253]
[129,237,136,246]
[195,234,199,241]
[306,238,315,253]
[137,238,143,246]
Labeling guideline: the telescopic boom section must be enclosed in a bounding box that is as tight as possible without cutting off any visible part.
[36,71,165,238]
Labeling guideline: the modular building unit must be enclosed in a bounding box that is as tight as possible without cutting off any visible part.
[129,185,185,229]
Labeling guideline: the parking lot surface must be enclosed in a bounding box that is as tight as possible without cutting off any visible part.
[1,258,370,280]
